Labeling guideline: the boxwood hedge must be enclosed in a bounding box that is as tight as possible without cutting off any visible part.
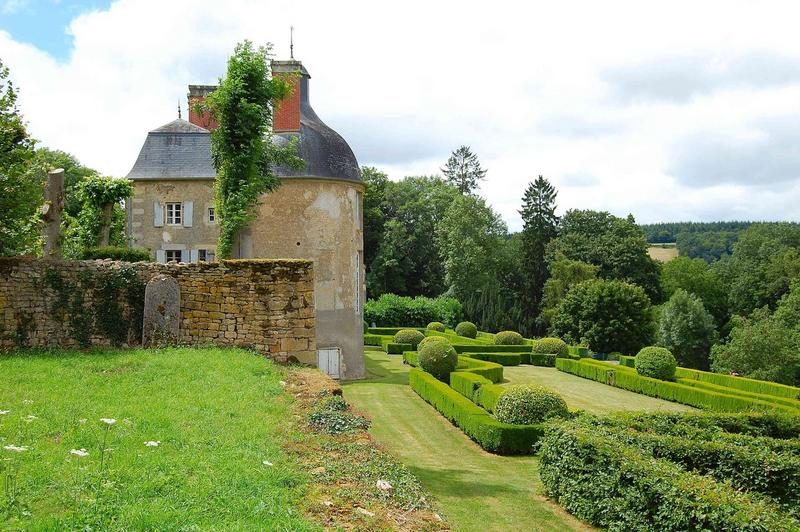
[409,368,542,454]
[539,420,798,531]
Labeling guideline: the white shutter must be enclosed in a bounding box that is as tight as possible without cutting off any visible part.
[179,249,187,263]
[153,202,164,227]
[190,249,199,263]
[155,249,166,263]
[183,201,193,227]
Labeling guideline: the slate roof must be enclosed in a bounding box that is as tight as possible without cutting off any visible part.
[127,80,361,182]
[126,119,215,180]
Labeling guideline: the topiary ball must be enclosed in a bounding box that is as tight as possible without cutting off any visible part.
[635,346,677,380]
[532,337,569,358]
[393,329,425,348]
[494,385,569,425]
[426,321,446,332]
[455,321,478,339]
[495,331,524,345]
[418,335,446,350]
[418,338,458,381]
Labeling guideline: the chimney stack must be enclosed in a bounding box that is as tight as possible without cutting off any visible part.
[187,85,218,131]
[272,59,309,133]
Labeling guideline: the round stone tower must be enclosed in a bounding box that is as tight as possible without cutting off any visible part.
[237,59,365,379]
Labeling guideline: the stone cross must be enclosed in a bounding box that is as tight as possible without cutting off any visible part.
[142,274,180,347]
[41,168,65,259]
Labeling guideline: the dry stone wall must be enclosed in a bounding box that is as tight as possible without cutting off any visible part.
[0,257,315,364]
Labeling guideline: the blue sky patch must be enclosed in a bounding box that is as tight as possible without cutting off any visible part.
[1,0,113,61]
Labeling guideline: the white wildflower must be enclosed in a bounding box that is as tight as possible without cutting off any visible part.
[70,448,89,457]
[376,480,393,491]
[24,415,38,422]
[100,418,116,425]
[3,445,28,452]
[144,441,160,447]
[279,381,287,387]
[262,460,273,466]
[22,400,33,405]
[0,410,9,415]
[78,418,87,424]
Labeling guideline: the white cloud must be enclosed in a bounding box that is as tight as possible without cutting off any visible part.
[3,0,800,232]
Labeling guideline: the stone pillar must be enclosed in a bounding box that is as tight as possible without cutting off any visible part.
[41,168,65,259]
[98,202,113,247]
[142,274,180,346]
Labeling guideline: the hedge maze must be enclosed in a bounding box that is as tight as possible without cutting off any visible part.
[364,322,800,529]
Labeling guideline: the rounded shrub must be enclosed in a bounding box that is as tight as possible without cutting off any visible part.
[494,331,524,345]
[426,321,446,332]
[418,338,458,381]
[455,321,478,339]
[635,346,677,380]
[494,385,569,425]
[532,337,569,358]
[393,329,425,348]
[418,335,445,350]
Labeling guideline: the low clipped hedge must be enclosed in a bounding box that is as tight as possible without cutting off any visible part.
[393,329,425,348]
[387,343,412,354]
[529,353,557,367]
[409,368,543,454]
[567,345,590,358]
[82,246,152,262]
[454,344,531,354]
[462,352,521,366]
[455,321,478,338]
[531,337,569,358]
[539,420,798,531]
[635,346,677,380]
[494,331,524,345]
[473,383,505,412]
[619,355,636,368]
[556,358,800,413]
[675,367,800,401]
[677,378,800,410]
[363,334,384,346]
[455,356,504,383]
[594,423,800,516]
[450,371,492,401]
[364,294,463,327]
[369,327,425,336]
[403,351,419,367]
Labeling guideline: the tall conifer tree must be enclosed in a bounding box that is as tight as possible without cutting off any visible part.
[519,175,559,335]
[440,145,487,194]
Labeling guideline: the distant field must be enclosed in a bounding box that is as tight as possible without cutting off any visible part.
[647,244,679,262]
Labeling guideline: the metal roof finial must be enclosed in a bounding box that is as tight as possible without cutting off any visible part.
[177,100,182,119]
[290,25,294,59]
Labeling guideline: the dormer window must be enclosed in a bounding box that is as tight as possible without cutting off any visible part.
[166,203,183,225]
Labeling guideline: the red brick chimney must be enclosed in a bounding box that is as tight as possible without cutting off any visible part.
[272,59,309,133]
[187,85,218,131]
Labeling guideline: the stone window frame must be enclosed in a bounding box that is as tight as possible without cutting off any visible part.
[166,202,183,225]
[207,207,216,224]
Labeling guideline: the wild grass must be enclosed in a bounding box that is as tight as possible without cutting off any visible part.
[0,347,315,530]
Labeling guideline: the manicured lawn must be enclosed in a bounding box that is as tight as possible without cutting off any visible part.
[343,350,591,531]
[0,348,314,530]
[503,364,695,414]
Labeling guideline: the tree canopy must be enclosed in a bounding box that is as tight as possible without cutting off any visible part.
[440,145,487,194]
[0,59,38,256]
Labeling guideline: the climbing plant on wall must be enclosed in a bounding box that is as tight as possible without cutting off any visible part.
[70,174,132,255]
[205,40,303,258]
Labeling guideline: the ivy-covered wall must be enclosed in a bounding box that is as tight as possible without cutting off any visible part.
[0,258,316,363]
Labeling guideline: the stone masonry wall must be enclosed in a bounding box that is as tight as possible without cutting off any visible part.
[0,257,315,364]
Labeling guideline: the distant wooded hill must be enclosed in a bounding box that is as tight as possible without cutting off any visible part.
[640,221,800,262]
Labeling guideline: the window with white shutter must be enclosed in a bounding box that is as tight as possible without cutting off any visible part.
[183,201,193,227]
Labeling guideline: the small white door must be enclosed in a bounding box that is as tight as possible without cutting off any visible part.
[317,347,341,379]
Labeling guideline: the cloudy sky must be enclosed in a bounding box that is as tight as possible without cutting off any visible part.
[2,0,800,230]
